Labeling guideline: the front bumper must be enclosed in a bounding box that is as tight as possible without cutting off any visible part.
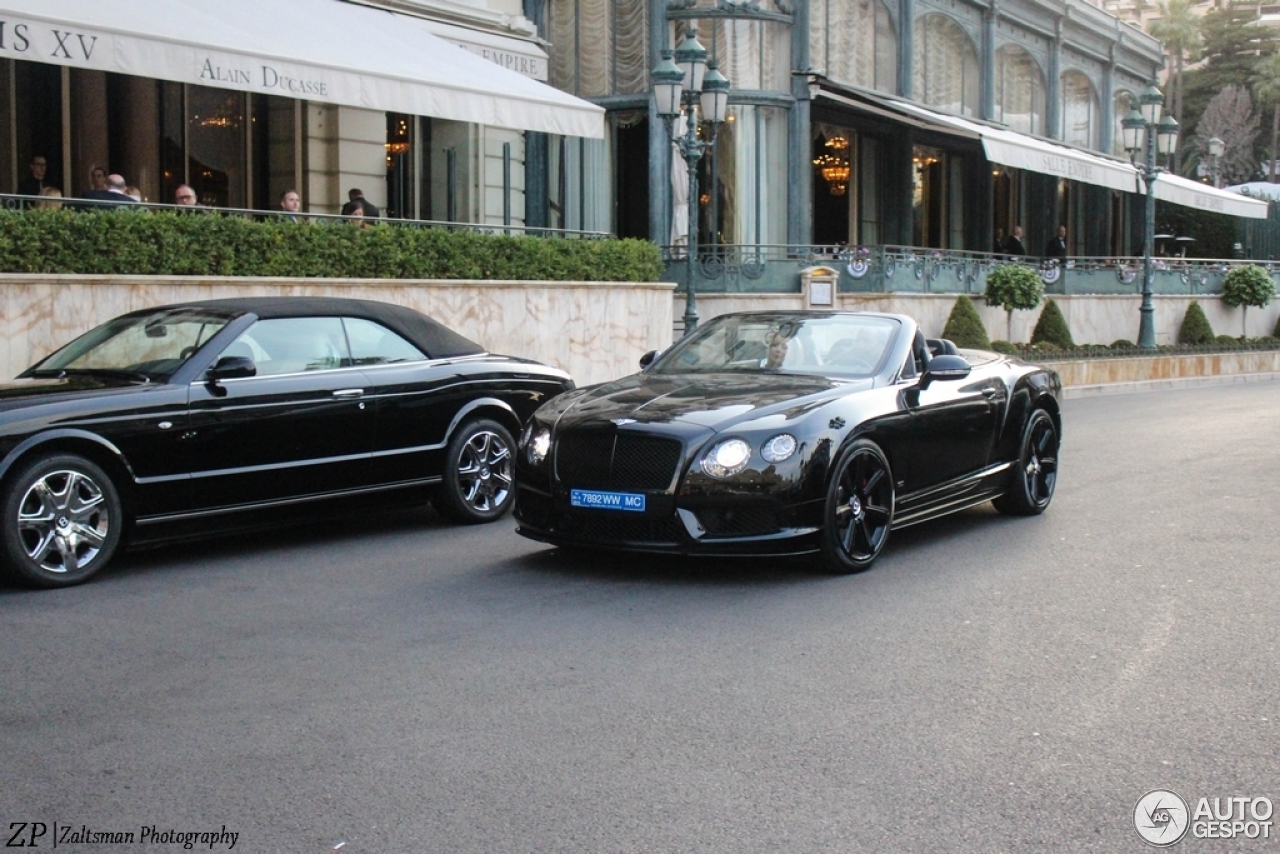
[514,482,824,557]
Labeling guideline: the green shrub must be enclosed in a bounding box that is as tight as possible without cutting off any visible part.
[1177,301,1216,345]
[941,296,991,350]
[1221,264,1276,310]
[0,209,665,281]
[984,264,1044,312]
[1215,334,1241,348]
[1111,339,1135,349]
[990,340,1017,354]
[1030,298,1075,348]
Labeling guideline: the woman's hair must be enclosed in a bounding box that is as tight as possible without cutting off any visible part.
[35,186,63,210]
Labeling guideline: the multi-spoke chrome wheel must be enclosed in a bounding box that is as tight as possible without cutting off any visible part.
[434,419,516,524]
[994,408,1058,516]
[820,439,895,574]
[2,454,123,588]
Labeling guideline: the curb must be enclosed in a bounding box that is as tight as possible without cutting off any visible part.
[1062,371,1280,399]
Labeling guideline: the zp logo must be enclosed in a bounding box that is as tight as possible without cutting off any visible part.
[1135,790,1191,847]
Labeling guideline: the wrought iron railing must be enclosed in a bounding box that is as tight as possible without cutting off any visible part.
[661,243,1275,296]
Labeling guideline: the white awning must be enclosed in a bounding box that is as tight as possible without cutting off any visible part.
[887,101,1139,193]
[1151,173,1270,219]
[0,0,604,138]
[421,20,548,82]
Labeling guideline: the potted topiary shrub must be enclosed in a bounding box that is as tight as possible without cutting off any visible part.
[941,296,992,350]
[1221,264,1276,338]
[1177,300,1215,345]
[985,263,1044,342]
[1030,298,1075,350]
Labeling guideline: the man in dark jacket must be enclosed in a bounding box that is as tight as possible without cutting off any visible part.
[1043,225,1068,261]
[17,155,51,197]
[1004,225,1026,256]
[340,188,380,218]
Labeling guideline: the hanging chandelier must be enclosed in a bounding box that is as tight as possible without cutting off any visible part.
[814,135,851,196]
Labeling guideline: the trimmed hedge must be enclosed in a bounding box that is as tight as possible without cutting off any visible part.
[1030,298,1074,349]
[0,209,665,281]
[1177,301,1215,345]
[941,296,991,350]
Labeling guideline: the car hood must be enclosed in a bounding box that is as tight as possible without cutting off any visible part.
[553,372,873,433]
[0,375,150,410]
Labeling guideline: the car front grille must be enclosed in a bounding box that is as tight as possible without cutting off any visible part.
[560,512,686,545]
[555,431,683,491]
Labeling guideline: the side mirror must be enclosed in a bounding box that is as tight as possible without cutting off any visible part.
[207,355,256,381]
[919,354,970,389]
[639,349,661,369]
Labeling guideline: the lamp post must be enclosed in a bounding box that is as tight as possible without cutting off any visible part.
[652,29,730,334]
[1122,83,1180,350]
[1207,135,1225,189]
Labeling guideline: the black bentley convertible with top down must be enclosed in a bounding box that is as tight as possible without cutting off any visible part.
[514,310,1061,574]
[0,297,573,588]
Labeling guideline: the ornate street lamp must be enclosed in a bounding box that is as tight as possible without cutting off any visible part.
[1123,84,1180,350]
[1207,135,1225,189]
[653,29,731,334]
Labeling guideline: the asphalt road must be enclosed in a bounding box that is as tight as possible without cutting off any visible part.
[3,382,1279,853]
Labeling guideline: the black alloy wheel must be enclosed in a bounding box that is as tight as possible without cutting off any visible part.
[1,453,123,588]
[433,419,516,524]
[993,408,1058,516]
[820,438,895,574]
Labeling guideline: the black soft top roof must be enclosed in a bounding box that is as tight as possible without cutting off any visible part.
[151,297,485,359]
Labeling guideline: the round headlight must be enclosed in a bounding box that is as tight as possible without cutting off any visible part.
[525,427,551,465]
[702,438,752,478]
[760,433,798,463]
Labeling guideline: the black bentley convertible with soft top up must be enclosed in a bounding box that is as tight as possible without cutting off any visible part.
[0,297,573,588]
[514,310,1061,574]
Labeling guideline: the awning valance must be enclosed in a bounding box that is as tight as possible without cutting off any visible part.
[0,0,604,138]
[1151,173,1270,219]
[816,85,1270,216]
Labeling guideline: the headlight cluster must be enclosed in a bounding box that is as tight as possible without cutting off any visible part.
[520,423,552,465]
[701,433,797,479]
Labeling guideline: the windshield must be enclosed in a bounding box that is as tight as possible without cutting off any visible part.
[654,314,901,377]
[32,307,235,380]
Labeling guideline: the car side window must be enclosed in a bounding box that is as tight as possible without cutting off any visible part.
[222,317,348,377]
[342,317,427,366]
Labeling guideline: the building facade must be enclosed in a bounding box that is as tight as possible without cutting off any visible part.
[1,0,602,223]
[527,0,1172,264]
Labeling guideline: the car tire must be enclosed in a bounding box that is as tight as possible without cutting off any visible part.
[993,408,1058,517]
[433,419,516,525]
[819,438,895,574]
[0,453,123,588]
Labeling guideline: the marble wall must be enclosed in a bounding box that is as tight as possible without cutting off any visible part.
[0,276,675,387]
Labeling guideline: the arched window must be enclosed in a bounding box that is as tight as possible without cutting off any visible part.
[1060,70,1100,149]
[1112,90,1135,157]
[913,15,979,116]
[548,0,649,97]
[994,45,1045,136]
[811,0,897,94]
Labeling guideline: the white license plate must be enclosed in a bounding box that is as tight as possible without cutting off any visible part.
[570,489,646,512]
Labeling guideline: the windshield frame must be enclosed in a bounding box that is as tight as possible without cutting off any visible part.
[26,306,240,382]
[651,313,904,378]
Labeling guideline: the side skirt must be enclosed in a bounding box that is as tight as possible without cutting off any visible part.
[891,462,1011,530]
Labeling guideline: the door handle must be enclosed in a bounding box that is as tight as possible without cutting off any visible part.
[333,388,365,398]
[981,386,1001,398]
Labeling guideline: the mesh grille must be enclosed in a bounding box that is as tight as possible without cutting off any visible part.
[612,435,683,490]
[555,431,683,491]
[555,432,615,488]
[697,506,780,538]
[562,513,686,545]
